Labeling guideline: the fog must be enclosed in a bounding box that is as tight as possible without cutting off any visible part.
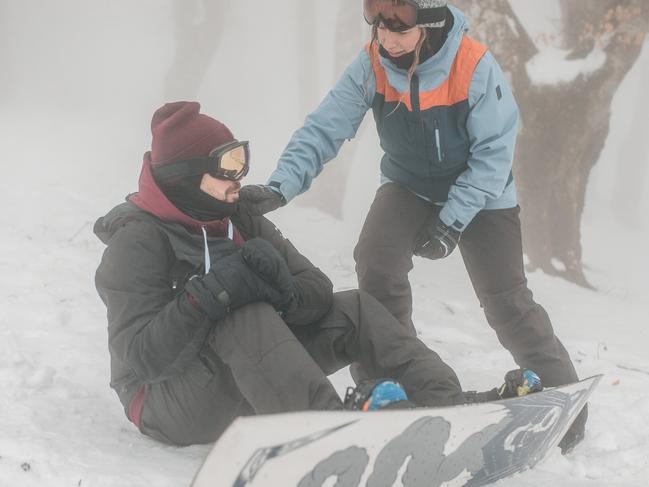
[2,2,649,485]
[1,1,375,224]
[2,1,647,235]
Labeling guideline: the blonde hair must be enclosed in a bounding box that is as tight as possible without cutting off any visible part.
[370,25,428,82]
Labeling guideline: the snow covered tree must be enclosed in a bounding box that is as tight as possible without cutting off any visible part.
[452,0,648,286]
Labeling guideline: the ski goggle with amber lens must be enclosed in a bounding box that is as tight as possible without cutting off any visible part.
[153,140,250,182]
[363,0,419,32]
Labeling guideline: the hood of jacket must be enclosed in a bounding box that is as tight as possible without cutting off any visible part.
[127,152,233,236]
[94,152,242,261]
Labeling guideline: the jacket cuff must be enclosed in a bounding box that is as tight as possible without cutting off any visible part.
[267,179,301,203]
[438,206,466,233]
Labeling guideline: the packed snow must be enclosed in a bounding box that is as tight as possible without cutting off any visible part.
[1,1,648,486]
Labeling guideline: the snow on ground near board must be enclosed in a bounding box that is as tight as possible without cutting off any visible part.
[1,185,648,486]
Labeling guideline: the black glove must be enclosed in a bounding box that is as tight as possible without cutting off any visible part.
[184,251,284,320]
[414,218,461,260]
[241,238,296,313]
[239,183,286,216]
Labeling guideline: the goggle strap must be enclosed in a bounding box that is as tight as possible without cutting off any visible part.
[210,140,245,156]
[417,6,447,26]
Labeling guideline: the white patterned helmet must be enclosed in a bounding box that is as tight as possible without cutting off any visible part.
[363,0,448,30]
[412,0,448,28]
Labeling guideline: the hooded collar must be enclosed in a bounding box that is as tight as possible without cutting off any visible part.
[129,152,232,237]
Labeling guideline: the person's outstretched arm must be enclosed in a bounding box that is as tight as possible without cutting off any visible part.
[241,50,375,215]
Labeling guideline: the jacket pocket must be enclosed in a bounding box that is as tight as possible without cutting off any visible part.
[184,359,216,389]
[186,343,223,388]
[169,259,199,296]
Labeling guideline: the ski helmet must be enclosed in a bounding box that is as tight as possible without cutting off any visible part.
[363,0,448,31]
[413,0,448,28]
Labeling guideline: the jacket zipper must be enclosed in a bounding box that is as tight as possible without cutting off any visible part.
[410,73,430,173]
[434,119,443,163]
[410,74,420,113]
[201,226,211,274]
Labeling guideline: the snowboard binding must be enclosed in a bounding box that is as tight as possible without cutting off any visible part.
[344,379,414,411]
[463,368,543,404]
[499,368,543,398]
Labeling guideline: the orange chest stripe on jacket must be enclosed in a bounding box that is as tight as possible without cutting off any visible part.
[366,36,487,112]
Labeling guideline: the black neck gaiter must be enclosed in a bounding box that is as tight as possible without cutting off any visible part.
[157,175,237,222]
[379,9,454,70]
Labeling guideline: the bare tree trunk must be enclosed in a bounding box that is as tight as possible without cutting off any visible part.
[165,0,229,100]
[516,0,647,285]
[294,2,368,219]
[0,1,10,105]
[612,46,649,226]
[297,0,319,117]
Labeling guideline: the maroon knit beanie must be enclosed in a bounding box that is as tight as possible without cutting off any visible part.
[150,101,234,165]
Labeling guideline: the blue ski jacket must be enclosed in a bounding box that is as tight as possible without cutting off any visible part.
[268,6,518,231]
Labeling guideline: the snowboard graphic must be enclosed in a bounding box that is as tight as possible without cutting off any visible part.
[192,375,602,487]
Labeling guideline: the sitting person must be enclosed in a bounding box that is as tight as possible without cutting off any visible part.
[94,102,535,446]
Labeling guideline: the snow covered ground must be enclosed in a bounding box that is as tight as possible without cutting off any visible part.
[2,116,648,486]
[2,177,649,487]
[1,1,648,486]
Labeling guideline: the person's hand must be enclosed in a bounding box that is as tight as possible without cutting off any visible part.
[241,238,296,312]
[413,218,461,260]
[239,184,286,216]
[184,251,284,320]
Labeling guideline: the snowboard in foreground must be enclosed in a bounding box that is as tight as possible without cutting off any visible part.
[192,375,602,487]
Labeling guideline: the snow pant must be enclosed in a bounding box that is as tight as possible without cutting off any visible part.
[354,182,579,388]
[137,289,463,446]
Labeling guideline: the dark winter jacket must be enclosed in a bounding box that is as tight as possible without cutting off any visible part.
[94,156,333,415]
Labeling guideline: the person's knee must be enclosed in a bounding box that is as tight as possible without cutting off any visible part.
[356,241,407,266]
[331,289,383,316]
[481,282,536,325]
[332,289,363,306]
[224,301,282,327]
[355,247,413,291]
[481,283,556,346]
[209,301,295,354]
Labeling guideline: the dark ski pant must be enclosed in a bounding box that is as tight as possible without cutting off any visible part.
[354,182,579,388]
[138,290,463,446]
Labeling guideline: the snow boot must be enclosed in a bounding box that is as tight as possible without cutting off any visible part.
[463,369,543,404]
[343,379,414,411]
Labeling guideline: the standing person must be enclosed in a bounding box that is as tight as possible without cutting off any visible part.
[239,1,585,453]
[94,101,530,446]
